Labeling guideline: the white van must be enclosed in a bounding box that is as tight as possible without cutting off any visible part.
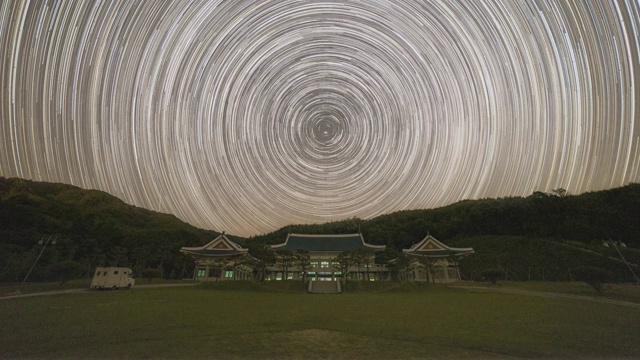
[91,267,135,290]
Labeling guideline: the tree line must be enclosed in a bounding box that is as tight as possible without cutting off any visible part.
[0,177,216,283]
[1,176,638,283]
[245,184,640,251]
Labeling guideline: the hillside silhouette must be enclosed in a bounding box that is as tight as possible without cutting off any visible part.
[1,176,638,282]
[0,177,218,282]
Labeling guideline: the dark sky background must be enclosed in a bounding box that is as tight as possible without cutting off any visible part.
[1,1,639,237]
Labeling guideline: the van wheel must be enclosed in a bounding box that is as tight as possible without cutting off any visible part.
[126,283,131,289]
[111,286,117,291]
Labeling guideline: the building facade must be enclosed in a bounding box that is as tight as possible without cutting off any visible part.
[180,233,254,281]
[181,233,473,283]
[400,235,475,283]
[269,233,386,281]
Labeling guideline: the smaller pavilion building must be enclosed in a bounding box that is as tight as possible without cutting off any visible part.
[401,234,474,282]
[180,233,253,281]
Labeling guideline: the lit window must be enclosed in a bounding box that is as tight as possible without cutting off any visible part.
[225,271,233,278]
[197,269,206,277]
[311,262,318,268]
[321,261,329,268]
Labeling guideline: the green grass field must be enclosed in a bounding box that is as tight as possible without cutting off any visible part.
[1,283,639,359]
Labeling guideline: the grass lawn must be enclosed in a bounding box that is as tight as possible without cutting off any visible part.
[1,283,639,359]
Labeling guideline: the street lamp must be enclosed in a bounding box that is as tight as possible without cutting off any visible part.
[21,236,57,286]
[602,238,640,285]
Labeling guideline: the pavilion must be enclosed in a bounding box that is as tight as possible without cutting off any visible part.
[180,233,253,281]
[400,234,474,282]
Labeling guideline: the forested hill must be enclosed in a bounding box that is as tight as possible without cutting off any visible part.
[249,184,640,250]
[2,176,639,282]
[0,177,219,282]
[247,184,640,282]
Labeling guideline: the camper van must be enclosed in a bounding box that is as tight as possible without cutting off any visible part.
[91,267,135,290]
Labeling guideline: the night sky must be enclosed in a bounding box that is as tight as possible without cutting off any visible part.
[1,1,639,237]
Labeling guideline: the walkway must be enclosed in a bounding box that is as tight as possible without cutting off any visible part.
[0,283,198,301]
[450,285,640,308]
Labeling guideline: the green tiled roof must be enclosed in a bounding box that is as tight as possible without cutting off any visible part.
[180,234,248,257]
[272,234,385,252]
[403,235,474,258]
[408,249,472,257]
[181,249,245,256]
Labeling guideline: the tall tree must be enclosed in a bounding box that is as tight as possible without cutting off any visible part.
[335,251,354,283]
[275,249,295,280]
[374,248,399,281]
[416,255,435,283]
[293,249,310,281]
[359,248,375,281]
[247,243,275,282]
[386,252,412,281]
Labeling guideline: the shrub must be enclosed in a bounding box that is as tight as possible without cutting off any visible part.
[141,268,162,281]
[49,260,84,284]
[481,268,506,284]
[572,266,613,292]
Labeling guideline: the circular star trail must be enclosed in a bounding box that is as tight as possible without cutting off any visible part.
[1,1,639,237]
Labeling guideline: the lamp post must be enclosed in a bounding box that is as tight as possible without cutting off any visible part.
[21,236,57,286]
[603,238,640,285]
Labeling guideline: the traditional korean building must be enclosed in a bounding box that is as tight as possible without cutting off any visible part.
[181,232,473,284]
[269,233,386,281]
[400,234,474,283]
[180,233,253,281]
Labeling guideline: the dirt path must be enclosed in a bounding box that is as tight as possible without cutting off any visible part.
[450,285,640,308]
[0,282,198,301]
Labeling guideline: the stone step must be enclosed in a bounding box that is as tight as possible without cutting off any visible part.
[308,280,341,294]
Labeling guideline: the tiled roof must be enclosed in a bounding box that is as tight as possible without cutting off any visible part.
[272,233,385,252]
[408,249,471,257]
[403,235,474,257]
[180,234,248,257]
[180,248,245,256]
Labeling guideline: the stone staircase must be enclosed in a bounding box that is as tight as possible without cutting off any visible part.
[308,280,341,294]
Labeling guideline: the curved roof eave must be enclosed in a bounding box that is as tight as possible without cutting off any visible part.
[272,233,386,252]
